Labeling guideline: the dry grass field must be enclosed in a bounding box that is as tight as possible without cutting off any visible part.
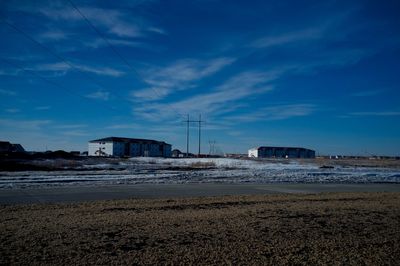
[1,192,400,265]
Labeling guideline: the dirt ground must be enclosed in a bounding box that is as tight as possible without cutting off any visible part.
[1,192,400,265]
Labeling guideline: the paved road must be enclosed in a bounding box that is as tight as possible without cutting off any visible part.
[1,183,400,205]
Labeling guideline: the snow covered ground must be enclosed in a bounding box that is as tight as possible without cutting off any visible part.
[1,158,399,189]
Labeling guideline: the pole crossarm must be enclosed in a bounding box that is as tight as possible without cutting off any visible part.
[182,114,205,157]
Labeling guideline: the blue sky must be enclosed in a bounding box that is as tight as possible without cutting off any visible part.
[0,0,399,155]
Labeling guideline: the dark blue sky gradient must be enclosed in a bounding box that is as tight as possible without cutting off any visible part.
[0,0,399,155]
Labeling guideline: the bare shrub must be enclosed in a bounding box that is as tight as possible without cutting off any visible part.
[188,161,216,168]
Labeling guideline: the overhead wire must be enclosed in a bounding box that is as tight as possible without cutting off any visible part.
[1,19,130,101]
[0,18,168,122]
[66,0,187,120]
[0,57,124,115]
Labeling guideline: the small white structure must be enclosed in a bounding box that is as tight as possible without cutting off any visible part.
[88,137,172,157]
[248,148,259,158]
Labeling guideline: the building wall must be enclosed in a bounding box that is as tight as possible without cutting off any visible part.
[88,142,114,156]
[112,142,125,157]
[163,144,172,157]
[129,143,141,157]
[248,147,315,158]
[89,140,172,157]
[248,148,258,158]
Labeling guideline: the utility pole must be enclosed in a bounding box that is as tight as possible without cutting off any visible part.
[185,114,189,157]
[183,114,205,158]
[198,114,204,157]
[209,140,216,155]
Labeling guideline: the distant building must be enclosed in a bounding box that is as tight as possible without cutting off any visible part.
[88,137,172,157]
[248,146,315,158]
[171,149,183,158]
[0,141,25,153]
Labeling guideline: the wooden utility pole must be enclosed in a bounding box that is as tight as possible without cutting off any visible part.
[183,114,205,157]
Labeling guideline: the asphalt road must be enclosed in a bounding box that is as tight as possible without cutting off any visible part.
[1,183,400,205]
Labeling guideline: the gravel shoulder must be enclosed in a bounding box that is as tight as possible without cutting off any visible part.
[1,192,399,265]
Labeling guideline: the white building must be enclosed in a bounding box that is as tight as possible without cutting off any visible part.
[248,148,259,158]
[88,137,172,157]
[248,146,315,158]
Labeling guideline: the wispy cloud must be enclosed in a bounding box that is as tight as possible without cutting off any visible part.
[0,89,17,96]
[39,6,140,38]
[35,106,51,110]
[83,38,143,49]
[133,70,275,120]
[62,130,89,136]
[105,123,140,129]
[226,104,316,123]
[38,4,165,39]
[131,57,236,101]
[75,64,124,77]
[0,69,21,76]
[350,111,400,116]
[54,124,87,129]
[5,108,20,113]
[0,119,51,130]
[39,30,68,41]
[85,90,110,101]
[250,9,354,50]
[351,90,383,97]
[147,27,167,35]
[251,27,323,48]
[31,62,124,77]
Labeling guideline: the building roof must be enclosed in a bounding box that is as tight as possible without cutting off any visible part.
[0,141,25,152]
[89,137,171,145]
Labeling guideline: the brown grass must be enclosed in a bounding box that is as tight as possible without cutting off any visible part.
[1,192,400,265]
[313,157,400,168]
[188,161,216,169]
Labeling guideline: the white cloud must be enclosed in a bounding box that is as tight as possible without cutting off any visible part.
[250,10,354,49]
[84,38,143,49]
[54,124,87,129]
[5,108,20,113]
[251,27,323,48]
[130,87,170,101]
[62,130,89,136]
[39,30,68,41]
[131,57,236,101]
[226,104,316,122]
[75,64,124,77]
[85,90,110,101]
[133,70,276,120]
[0,69,21,76]
[0,119,51,130]
[351,90,383,97]
[35,106,51,110]
[39,5,163,38]
[147,27,167,35]
[0,89,17,96]
[350,111,400,116]
[105,123,140,129]
[31,62,124,77]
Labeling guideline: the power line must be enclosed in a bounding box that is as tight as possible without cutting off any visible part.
[1,19,109,92]
[0,18,139,109]
[66,0,187,120]
[0,57,123,115]
[66,0,137,76]
[1,18,166,122]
